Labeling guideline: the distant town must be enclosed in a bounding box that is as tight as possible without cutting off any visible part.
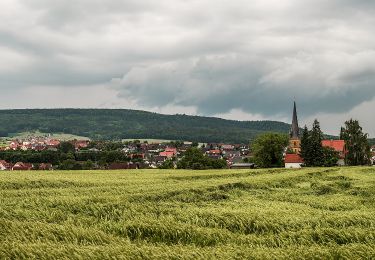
[0,134,252,170]
[0,103,374,171]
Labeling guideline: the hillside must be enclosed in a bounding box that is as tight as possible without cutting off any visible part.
[1,168,374,259]
[0,109,291,143]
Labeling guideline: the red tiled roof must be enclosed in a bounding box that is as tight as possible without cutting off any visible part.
[322,140,345,152]
[12,162,33,170]
[285,154,304,163]
[165,147,177,153]
[159,151,175,158]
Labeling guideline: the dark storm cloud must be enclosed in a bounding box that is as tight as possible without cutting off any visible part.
[0,0,374,122]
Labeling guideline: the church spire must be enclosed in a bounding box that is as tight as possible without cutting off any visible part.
[290,101,299,139]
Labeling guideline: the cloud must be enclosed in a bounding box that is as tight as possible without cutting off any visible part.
[0,0,374,135]
[112,50,375,117]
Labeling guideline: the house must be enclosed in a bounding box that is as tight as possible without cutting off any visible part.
[108,163,130,170]
[230,163,255,169]
[223,150,241,158]
[285,154,303,169]
[371,146,375,165]
[159,151,175,158]
[206,149,222,159]
[39,163,53,170]
[12,162,33,171]
[32,144,46,151]
[46,139,60,148]
[154,155,167,164]
[229,156,244,164]
[73,140,90,150]
[130,153,145,159]
[207,149,221,155]
[159,147,177,158]
[0,160,11,170]
[9,141,20,150]
[221,144,235,150]
[322,140,346,166]
[108,162,140,170]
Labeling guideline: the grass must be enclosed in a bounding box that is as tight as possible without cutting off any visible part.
[0,167,374,259]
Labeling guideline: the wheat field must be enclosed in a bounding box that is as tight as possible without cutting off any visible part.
[0,167,374,259]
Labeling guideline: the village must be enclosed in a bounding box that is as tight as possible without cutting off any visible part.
[0,102,374,171]
[0,135,252,170]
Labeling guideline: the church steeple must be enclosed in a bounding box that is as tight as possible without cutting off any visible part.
[290,101,299,139]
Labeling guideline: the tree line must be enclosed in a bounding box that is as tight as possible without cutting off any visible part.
[0,142,135,170]
[0,109,291,143]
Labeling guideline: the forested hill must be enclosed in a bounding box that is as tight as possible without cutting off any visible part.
[0,109,291,143]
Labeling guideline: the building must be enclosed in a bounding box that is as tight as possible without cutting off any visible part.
[322,140,346,166]
[12,162,33,171]
[285,101,304,168]
[0,160,11,170]
[371,146,375,165]
[108,162,140,170]
[39,163,53,170]
[285,154,303,168]
[159,147,177,158]
[230,163,255,169]
[289,101,301,154]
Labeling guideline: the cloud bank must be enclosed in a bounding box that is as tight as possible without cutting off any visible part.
[0,0,374,135]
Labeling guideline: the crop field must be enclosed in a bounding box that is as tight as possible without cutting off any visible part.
[0,168,375,259]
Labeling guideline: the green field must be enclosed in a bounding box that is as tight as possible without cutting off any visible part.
[11,131,90,141]
[1,168,375,259]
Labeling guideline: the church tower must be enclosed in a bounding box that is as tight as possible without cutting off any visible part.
[289,101,301,154]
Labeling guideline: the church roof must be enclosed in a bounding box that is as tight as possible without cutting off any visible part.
[285,154,303,163]
[290,101,300,139]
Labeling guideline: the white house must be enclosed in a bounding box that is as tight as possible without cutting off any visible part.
[285,154,303,169]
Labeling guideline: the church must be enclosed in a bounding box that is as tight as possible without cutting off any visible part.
[289,101,301,154]
[284,102,347,168]
[284,102,304,168]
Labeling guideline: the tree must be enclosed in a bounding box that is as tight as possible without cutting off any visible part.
[58,142,75,153]
[300,120,325,167]
[159,159,175,169]
[322,147,340,167]
[252,133,289,168]
[340,119,371,166]
[192,142,199,147]
[300,125,310,161]
[177,147,227,170]
[59,159,82,170]
[309,119,324,166]
[82,160,95,170]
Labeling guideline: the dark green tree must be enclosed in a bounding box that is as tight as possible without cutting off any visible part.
[322,147,340,167]
[159,159,175,169]
[59,159,82,170]
[82,160,95,170]
[301,120,343,167]
[58,142,75,153]
[300,125,310,162]
[340,119,371,166]
[191,142,199,147]
[252,133,289,168]
[308,119,324,166]
[177,147,226,170]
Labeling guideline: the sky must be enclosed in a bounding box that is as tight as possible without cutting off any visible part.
[0,0,374,136]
